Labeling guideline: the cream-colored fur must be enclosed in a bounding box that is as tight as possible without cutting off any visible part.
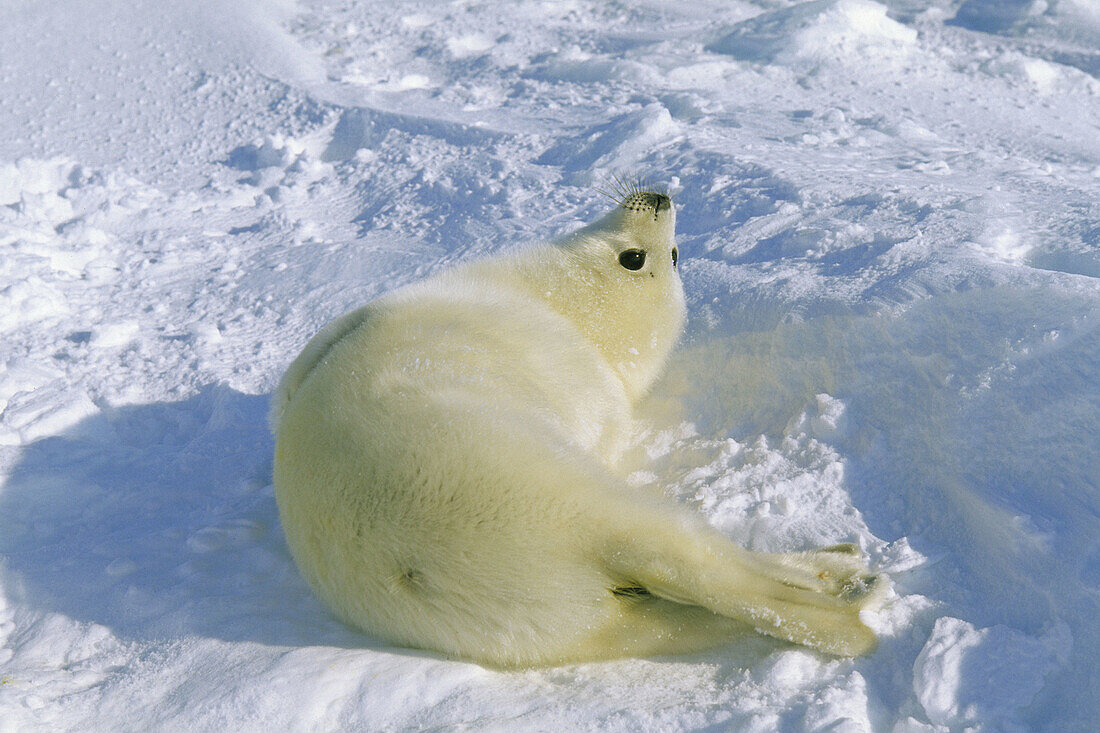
[271,192,881,668]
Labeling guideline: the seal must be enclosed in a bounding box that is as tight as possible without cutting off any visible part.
[271,189,881,667]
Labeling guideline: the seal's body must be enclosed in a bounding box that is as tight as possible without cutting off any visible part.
[272,192,879,667]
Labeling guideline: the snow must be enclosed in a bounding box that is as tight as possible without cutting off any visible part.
[0,0,1097,730]
[912,616,1071,731]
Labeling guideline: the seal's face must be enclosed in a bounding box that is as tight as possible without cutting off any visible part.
[609,192,678,277]
[538,190,685,400]
[568,190,678,282]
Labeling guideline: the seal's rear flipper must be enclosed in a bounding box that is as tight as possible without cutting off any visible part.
[601,517,879,656]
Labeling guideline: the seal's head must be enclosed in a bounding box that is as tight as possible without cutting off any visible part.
[590,191,678,272]
[520,190,686,401]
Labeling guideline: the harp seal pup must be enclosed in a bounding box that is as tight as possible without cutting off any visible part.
[270,191,881,668]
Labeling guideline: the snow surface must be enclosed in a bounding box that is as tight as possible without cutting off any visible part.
[1,0,1098,730]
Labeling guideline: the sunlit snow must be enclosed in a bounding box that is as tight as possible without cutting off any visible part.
[1,1,1097,730]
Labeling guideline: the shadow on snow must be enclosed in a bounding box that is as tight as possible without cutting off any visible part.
[0,385,373,650]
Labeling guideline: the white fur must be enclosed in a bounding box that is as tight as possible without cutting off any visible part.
[272,194,880,667]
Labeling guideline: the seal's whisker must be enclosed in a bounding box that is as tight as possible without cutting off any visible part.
[592,184,622,204]
[600,171,667,205]
[610,172,629,204]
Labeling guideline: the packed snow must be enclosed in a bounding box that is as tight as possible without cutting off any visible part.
[1,0,1098,730]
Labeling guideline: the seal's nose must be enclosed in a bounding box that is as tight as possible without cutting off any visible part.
[645,192,671,213]
[621,190,673,216]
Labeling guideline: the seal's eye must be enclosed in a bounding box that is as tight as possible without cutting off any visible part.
[619,249,647,271]
[671,247,678,267]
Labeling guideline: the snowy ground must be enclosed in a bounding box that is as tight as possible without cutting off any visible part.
[1,0,1098,730]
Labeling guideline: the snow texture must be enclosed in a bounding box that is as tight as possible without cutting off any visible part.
[1,0,1098,730]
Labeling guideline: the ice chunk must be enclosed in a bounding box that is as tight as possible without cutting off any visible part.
[913,617,1070,730]
[708,0,917,66]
